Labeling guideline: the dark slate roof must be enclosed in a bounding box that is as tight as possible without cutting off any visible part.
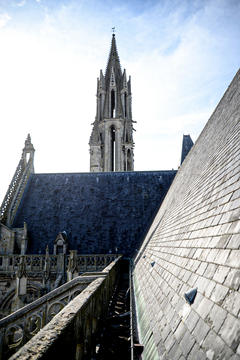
[181,134,194,165]
[13,171,176,257]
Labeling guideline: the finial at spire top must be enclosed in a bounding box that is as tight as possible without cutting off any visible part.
[23,133,35,152]
[112,27,115,35]
[25,133,32,146]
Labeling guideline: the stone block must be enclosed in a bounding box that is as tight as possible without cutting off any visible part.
[229,208,240,223]
[188,273,199,288]
[182,270,192,283]
[210,283,229,304]
[231,188,240,201]
[214,249,231,265]
[211,214,223,226]
[219,313,240,351]
[224,269,240,290]
[203,263,217,279]
[223,289,240,316]
[206,249,219,262]
[213,265,229,284]
[218,222,233,235]
[170,314,181,333]
[227,234,240,249]
[196,262,208,276]
[161,323,171,342]
[215,235,231,249]
[195,275,209,294]
[187,343,207,360]
[226,249,240,268]
[229,355,240,360]
[204,279,216,298]
[192,317,210,345]
[164,332,176,352]
[190,259,201,272]
[206,303,227,332]
[202,330,234,359]
[237,342,240,355]
[184,310,200,332]
[230,198,240,211]
[196,297,214,320]
[174,321,187,343]
[228,220,240,234]
[167,342,183,359]
[179,330,195,357]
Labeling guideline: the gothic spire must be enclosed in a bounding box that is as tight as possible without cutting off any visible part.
[105,34,122,85]
[89,34,135,172]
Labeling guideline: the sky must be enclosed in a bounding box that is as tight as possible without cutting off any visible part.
[0,0,239,203]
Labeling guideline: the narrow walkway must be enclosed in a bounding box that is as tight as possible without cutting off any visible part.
[95,260,130,359]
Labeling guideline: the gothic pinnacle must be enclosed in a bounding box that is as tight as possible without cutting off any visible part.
[105,33,122,80]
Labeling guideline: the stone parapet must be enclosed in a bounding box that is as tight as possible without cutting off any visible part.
[0,256,121,359]
[0,254,119,319]
[7,257,120,360]
[0,254,118,274]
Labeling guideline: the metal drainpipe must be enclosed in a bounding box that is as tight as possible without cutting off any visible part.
[129,259,134,360]
[129,258,144,360]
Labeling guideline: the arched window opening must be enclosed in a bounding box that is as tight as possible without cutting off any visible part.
[124,93,127,117]
[110,126,116,171]
[26,153,30,163]
[111,90,115,118]
[127,149,131,171]
[54,232,68,255]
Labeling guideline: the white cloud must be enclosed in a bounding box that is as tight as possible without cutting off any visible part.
[0,12,11,28]
[16,0,26,7]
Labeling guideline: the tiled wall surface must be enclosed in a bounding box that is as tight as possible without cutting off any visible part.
[133,70,240,359]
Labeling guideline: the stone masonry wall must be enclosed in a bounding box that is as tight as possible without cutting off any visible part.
[133,69,240,359]
[13,171,176,257]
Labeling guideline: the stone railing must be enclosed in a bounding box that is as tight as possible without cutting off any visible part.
[0,254,118,274]
[0,158,25,224]
[7,160,33,227]
[0,256,121,360]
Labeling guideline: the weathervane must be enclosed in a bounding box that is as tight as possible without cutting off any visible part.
[112,27,115,34]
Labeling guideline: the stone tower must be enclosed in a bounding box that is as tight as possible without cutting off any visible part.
[89,34,135,172]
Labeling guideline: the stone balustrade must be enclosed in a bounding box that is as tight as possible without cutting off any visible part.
[0,254,118,274]
[0,256,121,359]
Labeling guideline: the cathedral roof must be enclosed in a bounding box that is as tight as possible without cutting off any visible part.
[12,171,176,256]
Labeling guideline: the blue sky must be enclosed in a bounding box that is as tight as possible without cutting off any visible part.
[0,0,239,202]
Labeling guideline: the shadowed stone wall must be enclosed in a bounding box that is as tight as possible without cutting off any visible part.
[133,70,240,359]
[13,171,176,257]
